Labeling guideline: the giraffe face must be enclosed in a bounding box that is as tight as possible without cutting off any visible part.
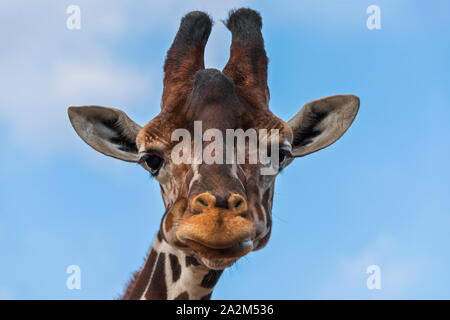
[134,69,294,269]
[68,9,359,271]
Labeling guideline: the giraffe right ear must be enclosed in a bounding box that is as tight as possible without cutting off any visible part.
[287,95,359,157]
[68,106,142,162]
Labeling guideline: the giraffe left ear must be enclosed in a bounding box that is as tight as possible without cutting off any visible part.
[287,95,359,157]
[68,106,142,162]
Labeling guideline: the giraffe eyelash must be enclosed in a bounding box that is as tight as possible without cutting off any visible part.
[138,152,165,176]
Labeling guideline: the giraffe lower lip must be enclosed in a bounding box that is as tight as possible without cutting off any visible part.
[184,239,253,259]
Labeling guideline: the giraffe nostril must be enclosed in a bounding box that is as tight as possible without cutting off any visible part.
[234,199,243,209]
[228,194,247,213]
[191,193,216,212]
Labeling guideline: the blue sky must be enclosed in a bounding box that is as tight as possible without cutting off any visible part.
[1,0,449,299]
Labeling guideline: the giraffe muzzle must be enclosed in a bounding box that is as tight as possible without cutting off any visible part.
[175,191,256,263]
[176,218,256,259]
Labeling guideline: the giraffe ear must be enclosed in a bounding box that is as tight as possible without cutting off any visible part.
[287,95,359,157]
[68,106,142,162]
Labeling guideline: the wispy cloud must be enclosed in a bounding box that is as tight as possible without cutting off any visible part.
[0,2,151,156]
[321,235,427,299]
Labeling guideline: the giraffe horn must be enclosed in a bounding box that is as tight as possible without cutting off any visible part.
[161,11,213,112]
[223,8,270,109]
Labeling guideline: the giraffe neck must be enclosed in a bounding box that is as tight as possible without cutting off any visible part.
[122,232,223,300]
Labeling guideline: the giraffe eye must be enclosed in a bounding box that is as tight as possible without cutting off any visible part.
[266,146,292,169]
[140,154,164,175]
[279,148,293,167]
[279,151,286,164]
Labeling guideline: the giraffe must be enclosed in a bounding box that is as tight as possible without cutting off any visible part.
[68,8,359,300]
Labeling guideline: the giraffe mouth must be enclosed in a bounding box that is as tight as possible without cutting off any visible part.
[183,239,253,262]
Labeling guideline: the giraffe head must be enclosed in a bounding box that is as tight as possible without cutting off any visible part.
[68,9,359,271]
